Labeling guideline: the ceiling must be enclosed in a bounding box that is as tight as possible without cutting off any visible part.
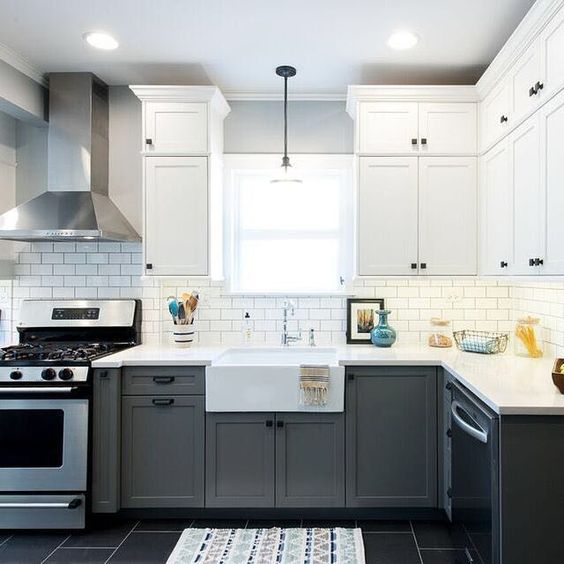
[0,0,536,95]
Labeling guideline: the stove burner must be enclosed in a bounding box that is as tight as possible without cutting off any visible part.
[0,342,118,363]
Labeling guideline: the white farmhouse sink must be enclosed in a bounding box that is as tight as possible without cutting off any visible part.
[206,347,344,412]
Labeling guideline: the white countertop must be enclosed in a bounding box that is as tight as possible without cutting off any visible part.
[92,343,564,415]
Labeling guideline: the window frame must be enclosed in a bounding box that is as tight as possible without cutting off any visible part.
[223,154,354,295]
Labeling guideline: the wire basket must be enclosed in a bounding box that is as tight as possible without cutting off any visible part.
[453,330,509,355]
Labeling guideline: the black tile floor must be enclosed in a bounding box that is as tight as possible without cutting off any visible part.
[0,518,474,563]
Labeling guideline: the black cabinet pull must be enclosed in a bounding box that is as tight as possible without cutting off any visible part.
[420,138,427,145]
[500,115,508,123]
[447,487,452,498]
[265,420,273,427]
[99,371,109,378]
[68,498,82,509]
[420,262,427,270]
[529,258,536,267]
[410,263,418,270]
[276,420,284,428]
[534,258,544,266]
[500,261,508,268]
[152,398,174,406]
[446,428,452,438]
[145,138,153,145]
[535,81,544,92]
[153,376,175,384]
[445,382,452,391]
[348,373,355,380]
[529,86,536,97]
[411,138,418,145]
[146,263,153,270]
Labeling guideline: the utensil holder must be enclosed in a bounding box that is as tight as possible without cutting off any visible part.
[172,323,195,347]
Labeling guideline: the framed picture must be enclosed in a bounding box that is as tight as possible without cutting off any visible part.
[346,298,385,344]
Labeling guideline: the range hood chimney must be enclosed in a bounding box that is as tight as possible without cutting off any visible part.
[0,73,140,242]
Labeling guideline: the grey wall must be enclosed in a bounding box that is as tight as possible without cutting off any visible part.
[0,60,46,124]
[224,101,353,154]
[15,121,47,204]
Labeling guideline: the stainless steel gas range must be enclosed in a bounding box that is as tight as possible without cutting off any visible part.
[0,299,141,529]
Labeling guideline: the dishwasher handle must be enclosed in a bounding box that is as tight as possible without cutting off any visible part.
[451,400,488,444]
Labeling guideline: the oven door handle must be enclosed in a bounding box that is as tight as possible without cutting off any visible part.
[451,400,488,444]
[0,387,77,393]
[0,498,82,509]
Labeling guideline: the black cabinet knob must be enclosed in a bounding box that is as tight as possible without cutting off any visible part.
[410,263,418,270]
[276,420,284,428]
[411,138,418,145]
[535,81,544,92]
[529,258,536,267]
[420,138,427,145]
[145,138,153,145]
[529,86,536,97]
[500,115,508,123]
[534,258,544,266]
[348,373,355,380]
[500,261,508,268]
[445,382,452,391]
[446,428,452,438]
[265,420,273,427]
[420,263,427,270]
[146,263,153,270]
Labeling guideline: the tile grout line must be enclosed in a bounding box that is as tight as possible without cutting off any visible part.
[40,535,71,564]
[410,521,424,564]
[103,520,141,564]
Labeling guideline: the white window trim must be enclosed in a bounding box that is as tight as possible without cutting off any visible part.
[223,154,354,295]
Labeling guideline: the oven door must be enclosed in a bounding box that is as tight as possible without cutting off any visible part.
[0,396,88,492]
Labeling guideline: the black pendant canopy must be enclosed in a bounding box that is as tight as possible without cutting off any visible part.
[272,65,302,183]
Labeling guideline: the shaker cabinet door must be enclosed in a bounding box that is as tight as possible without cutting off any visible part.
[346,367,437,508]
[358,157,418,275]
[418,157,477,275]
[144,156,208,276]
[121,396,205,508]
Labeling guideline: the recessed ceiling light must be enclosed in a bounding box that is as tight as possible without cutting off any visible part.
[387,30,419,50]
[83,31,119,50]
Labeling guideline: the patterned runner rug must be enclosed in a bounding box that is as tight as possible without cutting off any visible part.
[166,527,365,564]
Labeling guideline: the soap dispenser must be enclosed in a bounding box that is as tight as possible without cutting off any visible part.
[243,312,252,344]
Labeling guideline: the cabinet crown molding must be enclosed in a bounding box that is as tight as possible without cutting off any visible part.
[476,0,564,98]
[346,85,479,118]
[129,85,230,118]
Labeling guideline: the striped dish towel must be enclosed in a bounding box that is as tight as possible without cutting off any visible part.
[299,364,330,406]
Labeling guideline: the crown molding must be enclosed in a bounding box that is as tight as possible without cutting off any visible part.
[346,85,479,117]
[0,42,46,86]
[476,0,564,98]
[130,85,230,118]
[223,90,346,102]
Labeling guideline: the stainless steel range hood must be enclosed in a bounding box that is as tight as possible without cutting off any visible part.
[0,73,140,242]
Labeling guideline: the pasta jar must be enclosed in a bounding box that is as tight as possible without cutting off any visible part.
[428,317,453,348]
[514,316,543,358]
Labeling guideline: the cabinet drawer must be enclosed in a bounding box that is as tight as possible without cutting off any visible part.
[122,367,205,395]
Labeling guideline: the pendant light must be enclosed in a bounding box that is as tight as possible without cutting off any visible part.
[271,65,302,184]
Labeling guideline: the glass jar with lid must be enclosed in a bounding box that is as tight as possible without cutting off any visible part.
[427,317,453,348]
[514,315,543,358]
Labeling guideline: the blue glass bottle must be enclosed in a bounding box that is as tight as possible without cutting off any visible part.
[371,309,397,347]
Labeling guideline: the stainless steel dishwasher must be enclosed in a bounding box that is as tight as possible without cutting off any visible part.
[449,381,500,564]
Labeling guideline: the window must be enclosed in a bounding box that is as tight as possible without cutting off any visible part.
[225,155,353,293]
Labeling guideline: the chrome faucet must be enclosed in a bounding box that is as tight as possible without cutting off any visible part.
[281,300,302,346]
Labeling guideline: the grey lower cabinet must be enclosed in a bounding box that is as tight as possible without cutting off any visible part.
[276,413,345,507]
[121,395,205,508]
[205,413,275,507]
[92,369,121,513]
[346,366,438,507]
[206,412,345,508]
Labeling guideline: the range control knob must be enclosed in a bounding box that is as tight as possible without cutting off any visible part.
[9,370,23,380]
[41,368,57,381]
[58,368,74,381]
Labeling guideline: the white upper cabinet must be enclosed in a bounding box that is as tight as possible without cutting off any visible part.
[510,40,544,124]
[144,157,208,276]
[539,89,564,275]
[480,140,513,275]
[481,79,511,150]
[418,157,477,275]
[358,102,419,154]
[509,114,542,275]
[418,103,477,155]
[358,157,418,275]
[144,102,208,153]
[540,6,564,101]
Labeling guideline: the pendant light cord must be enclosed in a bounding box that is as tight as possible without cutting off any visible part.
[283,76,288,165]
